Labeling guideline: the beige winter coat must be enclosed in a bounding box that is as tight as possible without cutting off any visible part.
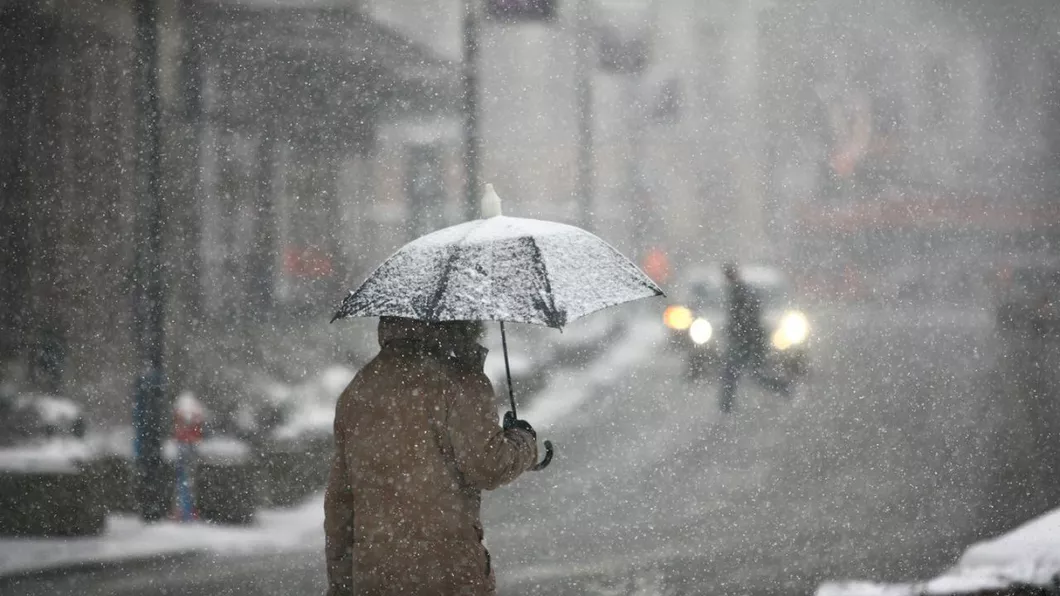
[324,318,538,596]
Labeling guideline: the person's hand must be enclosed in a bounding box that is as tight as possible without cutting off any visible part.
[503,411,536,439]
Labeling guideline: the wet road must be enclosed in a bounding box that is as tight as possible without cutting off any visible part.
[6,306,1058,596]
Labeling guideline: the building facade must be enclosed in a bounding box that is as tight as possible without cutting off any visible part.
[0,0,457,418]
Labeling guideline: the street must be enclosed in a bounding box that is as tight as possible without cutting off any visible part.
[3,306,1051,596]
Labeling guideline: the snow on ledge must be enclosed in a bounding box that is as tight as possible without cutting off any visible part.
[817,507,1060,596]
[959,507,1060,572]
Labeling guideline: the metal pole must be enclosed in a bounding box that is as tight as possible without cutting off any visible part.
[499,321,517,418]
[627,75,648,258]
[250,120,278,320]
[463,0,481,221]
[730,0,766,260]
[132,0,168,522]
[574,0,594,231]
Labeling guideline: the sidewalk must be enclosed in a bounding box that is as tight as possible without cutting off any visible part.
[817,506,1060,596]
[0,493,324,579]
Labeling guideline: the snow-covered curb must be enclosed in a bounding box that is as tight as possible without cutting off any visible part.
[817,508,1060,596]
[0,494,324,578]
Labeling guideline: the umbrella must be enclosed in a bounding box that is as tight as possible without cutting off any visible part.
[331,184,664,469]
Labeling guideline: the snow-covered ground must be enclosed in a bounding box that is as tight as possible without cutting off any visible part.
[0,494,324,578]
[817,507,1060,596]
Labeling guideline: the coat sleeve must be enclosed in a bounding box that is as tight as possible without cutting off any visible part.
[447,372,538,491]
[323,392,355,596]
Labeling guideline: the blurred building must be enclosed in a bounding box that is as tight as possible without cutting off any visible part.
[371,0,1060,272]
[755,0,1060,301]
[0,0,457,416]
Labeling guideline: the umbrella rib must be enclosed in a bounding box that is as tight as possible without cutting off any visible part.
[426,222,481,320]
[524,236,563,328]
[426,245,461,320]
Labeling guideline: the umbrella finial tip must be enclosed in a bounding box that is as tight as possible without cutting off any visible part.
[481,183,502,218]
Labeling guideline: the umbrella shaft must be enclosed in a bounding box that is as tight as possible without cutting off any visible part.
[500,321,517,418]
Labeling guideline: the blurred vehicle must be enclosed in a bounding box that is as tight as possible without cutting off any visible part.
[996,262,1060,338]
[662,265,725,361]
[663,264,812,387]
[0,391,105,536]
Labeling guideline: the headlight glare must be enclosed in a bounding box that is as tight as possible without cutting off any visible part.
[772,311,810,350]
[663,305,694,330]
[689,318,713,345]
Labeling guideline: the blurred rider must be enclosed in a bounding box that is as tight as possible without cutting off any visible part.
[718,263,787,412]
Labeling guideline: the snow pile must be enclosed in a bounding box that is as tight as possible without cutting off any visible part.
[817,507,1060,596]
[0,493,325,577]
[270,406,336,444]
[0,439,94,474]
[91,428,250,466]
[267,365,355,443]
[23,394,82,428]
[165,436,251,466]
[955,507,1060,586]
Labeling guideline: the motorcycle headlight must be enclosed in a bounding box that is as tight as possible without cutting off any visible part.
[663,305,694,331]
[772,311,810,351]
[689,318,713,345]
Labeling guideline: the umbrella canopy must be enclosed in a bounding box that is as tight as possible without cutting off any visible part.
[331,212,663,328]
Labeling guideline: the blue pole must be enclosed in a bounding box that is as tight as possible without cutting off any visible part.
[132,0,168,522]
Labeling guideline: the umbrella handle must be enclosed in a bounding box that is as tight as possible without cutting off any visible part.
[531,440,553,471]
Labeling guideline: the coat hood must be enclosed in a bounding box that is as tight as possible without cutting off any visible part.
[377,317,488,371]
[377,316,449,349]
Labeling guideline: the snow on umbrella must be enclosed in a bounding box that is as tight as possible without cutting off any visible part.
[331,184,664,469]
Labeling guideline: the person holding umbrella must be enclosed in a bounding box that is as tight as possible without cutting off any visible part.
[326,184,662,594]
[324,316,538,596]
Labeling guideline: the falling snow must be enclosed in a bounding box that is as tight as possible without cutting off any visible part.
[3,1,1060,595]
